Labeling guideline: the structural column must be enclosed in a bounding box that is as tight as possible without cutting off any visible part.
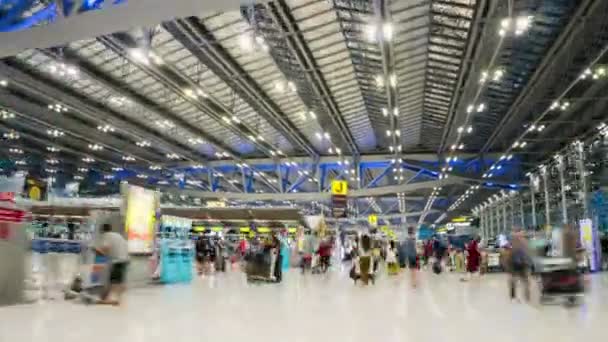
[557,156,568,224]
[519,194,525,228]
[541,166,551,227]
[502,200,508,233]
[576,142,589,218]
[530,175,537,228]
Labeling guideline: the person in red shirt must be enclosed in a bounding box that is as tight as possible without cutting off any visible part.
[318,238,332,272]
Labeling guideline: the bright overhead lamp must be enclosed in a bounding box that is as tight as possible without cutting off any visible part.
[324,132,330,140]
[315,132,322,140]
[375,74,384,88]
[383,22,394,41]
[393,107,399,116]
[389,73,397,88]
[97,124,115,133]
[382,108,388,117]
[366,24,377,42]
[386,130,392,137]
[129,49,150,65]
[309,111,316,119]
[0,79,8,87]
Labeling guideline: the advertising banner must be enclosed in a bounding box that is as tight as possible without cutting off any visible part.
[124,185,157,254]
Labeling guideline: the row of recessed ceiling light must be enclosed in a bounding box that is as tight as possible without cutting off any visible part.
[473,59,608,215]
[428,16,534,221]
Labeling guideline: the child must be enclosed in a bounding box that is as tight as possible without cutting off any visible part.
[386,240,399,275]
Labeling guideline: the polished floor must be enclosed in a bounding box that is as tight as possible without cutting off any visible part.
[1,265,607,342]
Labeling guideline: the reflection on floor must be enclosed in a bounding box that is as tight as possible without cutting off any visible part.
[1,266,607,342]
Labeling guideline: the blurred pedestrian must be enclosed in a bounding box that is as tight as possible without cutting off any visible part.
[403,228,418,287]
[510,230,531,301]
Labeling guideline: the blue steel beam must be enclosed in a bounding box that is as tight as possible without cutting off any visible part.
[365,162,392,188]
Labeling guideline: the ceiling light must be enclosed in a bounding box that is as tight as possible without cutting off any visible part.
[46,146,60,152]
[492,69,504,82]
[0,110,15,120]
[97,125,115,133]
[232,116,240,124]
[389,146,394,152]
[467,126,473,134]
[9,148,23,154]
[382,108,388,117]
[457,126,464,133]
[136,140,151,147]
[248,135,256,141]
[111,167,123,172]
[479,71,488,84]
[166,153,180,160]
[477,103,486,112]
[155,120,175,129]
[46,159,59,164]
[328,147,334,154]
[389,73,397,88]
[309,111,316,119]
[78,167,88,172]
[0,79,7,87]
[323,132,330,140]
[335,147,342,155]
[184,88,196,98]
[122,156,135,162]
[458,143,464,150]
[104,174,114,180]
[222,116,231,124]
[393,107,399,116]
[287,81,297,93]
[450,144,456,151]
[137,174,148,179]
[15,160,26,165]
[386,130,392,137]
[366,24,377,42]
[514,16,532,35]
[149,165,162,170]
[46,129,63,137]
[520,141,527,148]
[129,49,150,65]
[74,175,84,180]
[188,137,204,145]
[466,104,474,113]
[395,130,401,137]
[196,89,207,98]
[375,75,384,88]
[82,157,95,163]
[383,22,394,41]
[88,144,103,151]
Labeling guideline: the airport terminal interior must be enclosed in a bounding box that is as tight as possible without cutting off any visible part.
[1,0,608,341]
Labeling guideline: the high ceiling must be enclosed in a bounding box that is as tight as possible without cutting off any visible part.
[1,0,607,225]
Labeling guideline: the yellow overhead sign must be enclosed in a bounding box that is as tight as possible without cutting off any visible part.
[452,216,470,223]
[368,214,378,227]
[331,180,348,196]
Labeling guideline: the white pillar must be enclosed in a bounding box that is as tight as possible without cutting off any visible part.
[557,155,568,224]
[541,167,551,227]
[530,175,537,227]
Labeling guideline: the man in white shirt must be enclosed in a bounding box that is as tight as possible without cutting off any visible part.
[96,224,129,306]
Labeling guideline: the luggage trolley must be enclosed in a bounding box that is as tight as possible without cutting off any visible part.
[536,257,585,305]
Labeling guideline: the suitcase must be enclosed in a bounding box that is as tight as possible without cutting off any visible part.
[432,261,442,274]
